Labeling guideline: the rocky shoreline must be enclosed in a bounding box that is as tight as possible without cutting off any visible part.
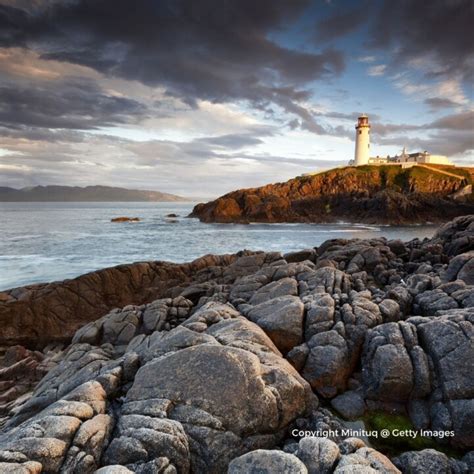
[0,215,473,473]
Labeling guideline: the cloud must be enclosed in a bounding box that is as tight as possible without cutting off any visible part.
[428,110,474,131]
[391,73,468,106]
[370,109,474,157]
[0,0,344,117]
[367,64,386,77]
[0,0,470,196]
[195,127,275,150]
[376,129,473,158]
[315,5,368,42]
[0,79,149,130]
[0,125,345,197]
[357,56,376,63]
[369,0,473,82]
[424,97,462,110]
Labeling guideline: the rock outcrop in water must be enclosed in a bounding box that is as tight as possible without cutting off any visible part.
[0,215,473,473]
[111,217,141,223]
[190,165,474,225]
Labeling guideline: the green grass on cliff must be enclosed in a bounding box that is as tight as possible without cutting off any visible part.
[300,164,472,188]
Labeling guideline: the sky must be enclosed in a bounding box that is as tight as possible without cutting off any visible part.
[0,0,472,198]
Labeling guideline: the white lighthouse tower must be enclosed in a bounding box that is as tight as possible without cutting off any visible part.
[354,114,370,166]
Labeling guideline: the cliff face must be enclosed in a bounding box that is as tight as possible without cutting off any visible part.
[191,165,474,225]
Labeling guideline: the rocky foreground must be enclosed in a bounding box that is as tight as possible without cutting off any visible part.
[190,165,474,225]
[0,215,473,473]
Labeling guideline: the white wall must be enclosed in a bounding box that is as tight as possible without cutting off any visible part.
[354,126,370,165]
[420,155,451,165]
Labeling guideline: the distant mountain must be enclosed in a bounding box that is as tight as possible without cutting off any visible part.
[190,164,474,225]
[0,185,188,202]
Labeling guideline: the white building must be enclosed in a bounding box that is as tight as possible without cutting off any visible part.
[354,114,370,166]
[350,115,452,167]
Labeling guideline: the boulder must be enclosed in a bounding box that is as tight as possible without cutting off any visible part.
[393,449,450,474]
[303,330,350,398]
[248,277,298,305]
[379,299,402,322]
[331,391,366,420]
[247,295,304,353]
[228,450,308,474]
[130,303,317,471]
[335,447,400,474]
[296,437,340,474]
[284,249,317,263]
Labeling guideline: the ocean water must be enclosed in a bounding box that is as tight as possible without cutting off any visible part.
[0,202,438,291]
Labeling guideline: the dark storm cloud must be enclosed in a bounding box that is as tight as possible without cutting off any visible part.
[370,0,473,81]
[315,4,368,42]
[0,0,345,129]
[313,1,472,84]
[0,79,149,130]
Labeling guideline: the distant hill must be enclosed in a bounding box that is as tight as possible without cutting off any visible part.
[190,164,474,225]
[0,185,187,202]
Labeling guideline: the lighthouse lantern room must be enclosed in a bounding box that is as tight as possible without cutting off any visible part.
[354,114,370,166]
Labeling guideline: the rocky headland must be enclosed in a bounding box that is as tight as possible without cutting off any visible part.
[190,165,474,225]
[0,215,473,473]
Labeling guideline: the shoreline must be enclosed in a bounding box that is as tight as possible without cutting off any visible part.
[0,215,473,471]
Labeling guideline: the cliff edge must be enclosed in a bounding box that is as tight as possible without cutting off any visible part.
[190,165,474,225]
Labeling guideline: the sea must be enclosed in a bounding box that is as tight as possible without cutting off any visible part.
[0,202,439,291]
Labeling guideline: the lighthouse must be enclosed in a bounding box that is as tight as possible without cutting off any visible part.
[354,114,370,166]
